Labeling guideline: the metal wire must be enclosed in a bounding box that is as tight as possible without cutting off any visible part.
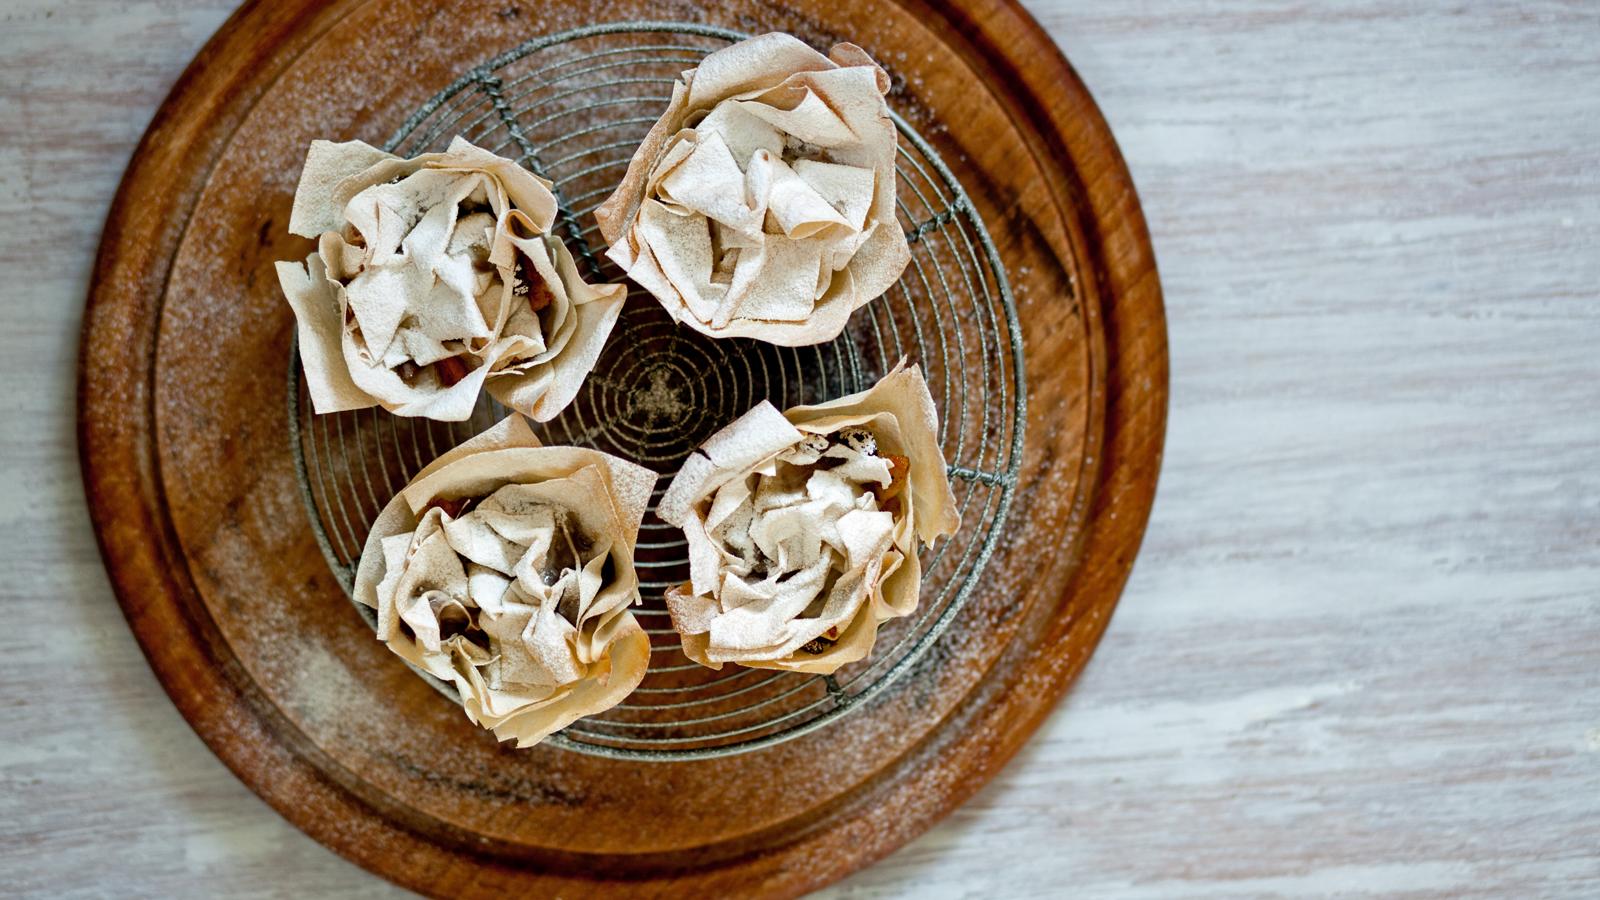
[286,22,1026,761]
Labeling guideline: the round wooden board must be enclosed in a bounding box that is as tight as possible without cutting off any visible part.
[78,0,1166,896]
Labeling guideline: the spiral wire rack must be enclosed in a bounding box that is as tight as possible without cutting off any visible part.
[288,22,1026,760]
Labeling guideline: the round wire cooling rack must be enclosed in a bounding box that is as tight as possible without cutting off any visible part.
[287,22,1026,761]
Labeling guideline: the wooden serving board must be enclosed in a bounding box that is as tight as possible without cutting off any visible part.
[77,0,1166,895]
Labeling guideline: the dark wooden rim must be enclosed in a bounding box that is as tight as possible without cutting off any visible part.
[77,0,1166,894]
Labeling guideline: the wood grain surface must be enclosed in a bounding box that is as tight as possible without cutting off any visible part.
[5,0,1598,897]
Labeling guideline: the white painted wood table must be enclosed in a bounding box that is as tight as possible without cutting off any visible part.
[3,1,1596,896]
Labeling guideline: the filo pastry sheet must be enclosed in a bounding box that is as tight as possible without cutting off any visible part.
[596,33,911,347]
[657,364,958,674]
[352,416,655,747]
[279,137,625,422]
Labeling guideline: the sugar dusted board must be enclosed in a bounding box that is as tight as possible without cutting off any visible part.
[77,0,1166,895]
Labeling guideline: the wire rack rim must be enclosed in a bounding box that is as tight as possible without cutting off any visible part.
[383,21,753,150]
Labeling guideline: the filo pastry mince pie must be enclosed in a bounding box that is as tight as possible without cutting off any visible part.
[353,416,654,747]
[278,136,625,422]
[595,33,911,346]
[657,364,958,674]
